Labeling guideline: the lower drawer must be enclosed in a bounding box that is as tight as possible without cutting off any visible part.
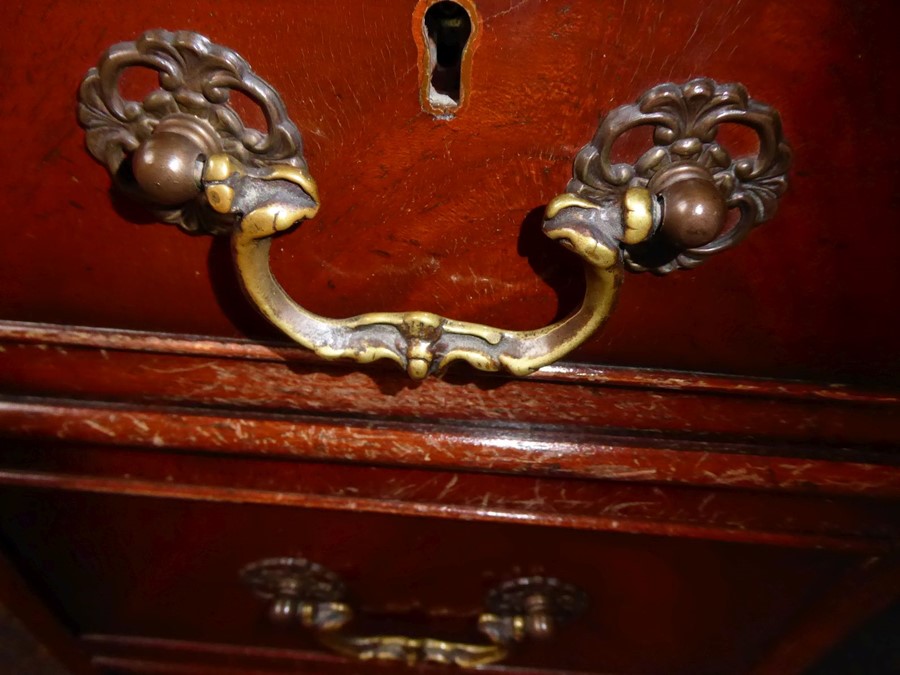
[0,487,863,674]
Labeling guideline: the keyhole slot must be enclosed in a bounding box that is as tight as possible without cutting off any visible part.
[416,0,478,117]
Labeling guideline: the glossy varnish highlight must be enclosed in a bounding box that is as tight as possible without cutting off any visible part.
[0,1,898,673]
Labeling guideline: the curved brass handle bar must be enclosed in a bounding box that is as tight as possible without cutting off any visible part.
[78,30,791,380]
[204,155,641,379]
[235,233,621,380]
[240,557,587,668]
[317,632,509,667]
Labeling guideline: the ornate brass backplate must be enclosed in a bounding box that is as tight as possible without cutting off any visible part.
[78,29,791,379]
[240,556,587,667]
[568,78,792,273]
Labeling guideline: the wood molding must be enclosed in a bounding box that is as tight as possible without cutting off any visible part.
[0,321,898,450]
[85,633,587,675]
[0,442,896,551]
[1,320,897,403]
[1,396,899,498]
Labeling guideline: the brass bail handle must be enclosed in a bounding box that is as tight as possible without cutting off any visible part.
[240,557,588,667]
[78,29,791,379]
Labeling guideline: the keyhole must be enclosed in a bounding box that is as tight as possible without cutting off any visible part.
[420,1,476,115]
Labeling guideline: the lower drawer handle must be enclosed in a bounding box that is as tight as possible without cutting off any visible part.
[79,30,791,379]
[240,557,587,667]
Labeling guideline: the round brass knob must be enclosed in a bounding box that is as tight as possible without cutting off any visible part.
[129,115,223,206]
[79,32,792,373]
[650,164,727,249]
[132,131,205,205]
[523,593,555,639]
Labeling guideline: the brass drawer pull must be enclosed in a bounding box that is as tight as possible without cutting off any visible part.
[78,30,791,379]
[240,557,587,667]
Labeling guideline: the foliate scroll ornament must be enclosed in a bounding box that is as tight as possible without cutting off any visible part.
[77,29,306,234]
[569,78,792,273]
[78,31,792,379]
[240,557,353,630]
[240,557,587,668]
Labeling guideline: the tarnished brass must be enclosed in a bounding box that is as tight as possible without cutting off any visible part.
[241,557,587,668]
[568,78,792,273]
[78,30,307,235]
[622,186,657,245]
[78,30,792,379]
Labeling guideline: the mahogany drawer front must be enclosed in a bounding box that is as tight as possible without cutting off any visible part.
[0,486,862,675]
[1,0,899,385]
[1,0,898,672]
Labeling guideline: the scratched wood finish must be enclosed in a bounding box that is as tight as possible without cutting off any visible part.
[1,323,899,500]
[0,441,897,550]
[1,0,899,672]
[0,0,898,384]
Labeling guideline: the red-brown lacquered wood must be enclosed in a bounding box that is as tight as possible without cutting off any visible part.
[0,488,867,675]
[3,397,900,500]
[4,321,896,404]
[0,550,95,675]
[0,1,898,384]
[86,634,585,675]
[0,443,896,551]
[1,323,899,496]
[751,555,900,675]
[1,3,898,672]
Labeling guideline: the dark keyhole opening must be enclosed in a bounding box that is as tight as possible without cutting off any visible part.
[424,1,472,107]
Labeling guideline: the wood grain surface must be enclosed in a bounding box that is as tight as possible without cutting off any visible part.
[1,321,898,501]
[1,1,899,673]
[0,0,898,383]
